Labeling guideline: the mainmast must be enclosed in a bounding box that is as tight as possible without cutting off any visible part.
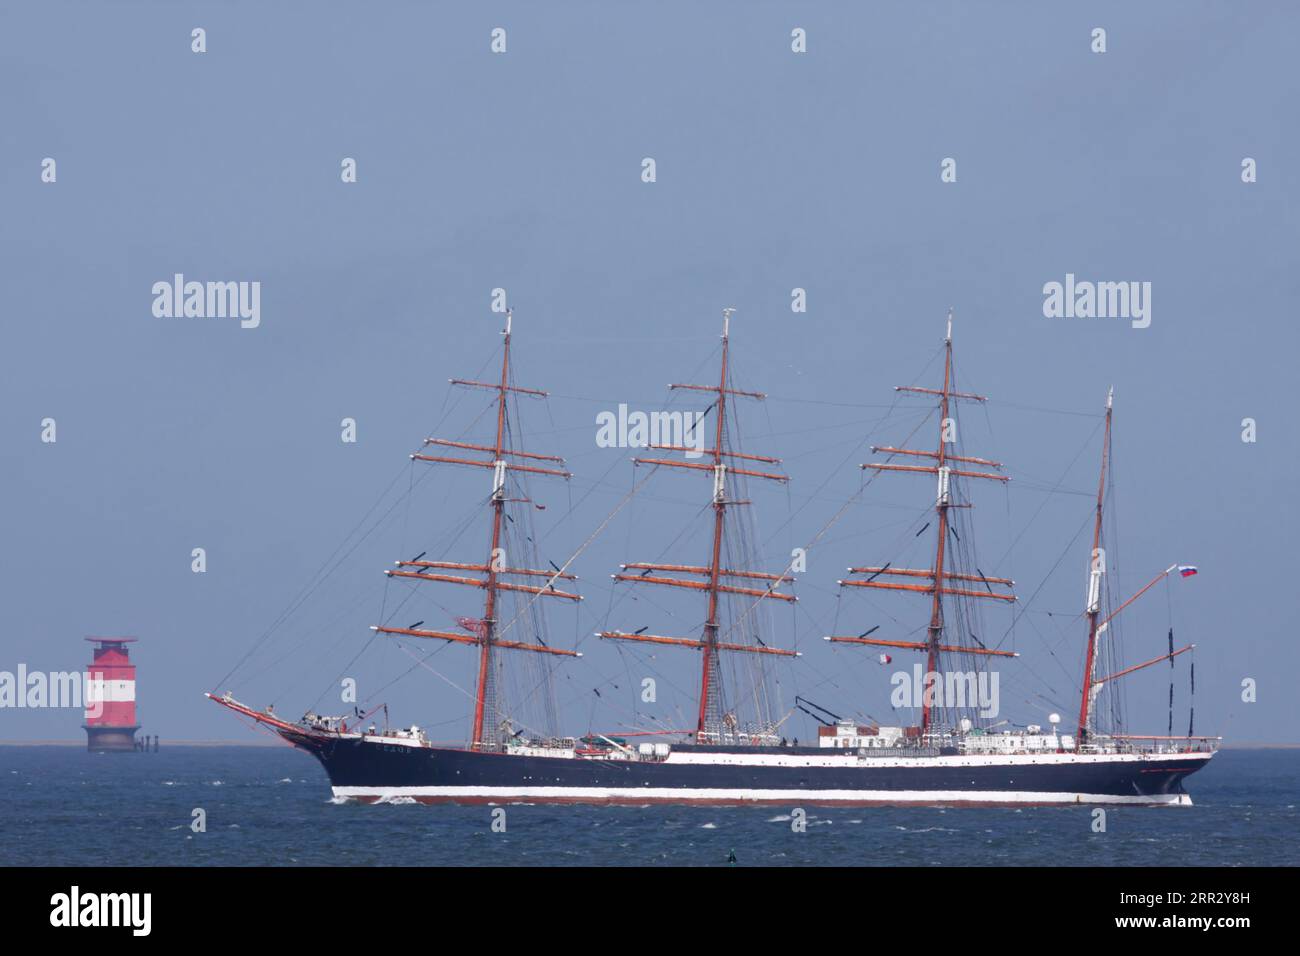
[827,311,1015,734]
[600,309,799,741]
[698,308,733,734]
[1076,386,1113,744]
[474,309,515,749]
[921,314,957,732]
[371,311,581,751]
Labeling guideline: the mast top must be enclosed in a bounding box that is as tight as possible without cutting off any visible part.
[503,308,512,337]
[722,307,735,339]
[946,308,953,343]
[1106,385,1114,410]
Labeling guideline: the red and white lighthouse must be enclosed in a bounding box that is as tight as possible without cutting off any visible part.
[83,637,140,752]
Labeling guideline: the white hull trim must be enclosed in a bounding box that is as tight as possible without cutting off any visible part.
[661,750,1212,769]
[332,785,1194,807]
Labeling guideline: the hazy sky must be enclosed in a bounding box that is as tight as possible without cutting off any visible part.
[2,2,1296,744]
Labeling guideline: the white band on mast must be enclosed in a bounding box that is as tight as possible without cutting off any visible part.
[936,465,952,505]
[1086,547,1105,614]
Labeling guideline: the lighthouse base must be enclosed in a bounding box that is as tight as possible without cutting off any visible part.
[84,725,140,752]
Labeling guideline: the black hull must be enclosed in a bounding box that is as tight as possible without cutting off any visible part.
[285,733,1212,807]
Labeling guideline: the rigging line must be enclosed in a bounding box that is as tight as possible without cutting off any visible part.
[390,448,418,614]
[868,501,941,566]
[761,396,901,409]
[992,506,1094,651]
[373,459,416,654]
[361,632,457,705]
[332,496,496,710]
[211,458,421,692]
[533,451,629,546]
[563,659,693,737]
[379,546,485,626]
[573,470,900,513]
[986,399,1107,418]
[370,498,490,631]
[600,642,705,712]
[547,392,720,408]
[581,646,643,731]
[562,478,723,510]
[717,401,933,645]
[390,642,493,720]
[778,433,902,460]
[229,431,480,693]
[241,579,387,694]
[989,415,1105,576]
[493,468,659,644]
[745,413,912,440]
[248,487,469,681]
[1008,607,1078,688]
[589,484,719,636]
[795,640,879,713]
[558,657,647,727]
[580,571,705,645]
[816,513,931,549]
[757,398,931,552]
[411,630,550,746]
[307,628,382,713]
[580,655,635,700]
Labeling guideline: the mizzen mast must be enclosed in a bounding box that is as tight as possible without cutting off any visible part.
[1076,386,1113,745]
[600,309,798,741]
[827,311,1015,734]
[371,310,580,752]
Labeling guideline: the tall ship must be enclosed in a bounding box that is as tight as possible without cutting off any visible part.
[210,310,1217,806]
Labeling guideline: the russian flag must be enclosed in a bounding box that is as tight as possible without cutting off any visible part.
[1178,565,1199,578]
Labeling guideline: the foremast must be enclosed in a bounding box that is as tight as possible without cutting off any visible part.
[600,309,799,741]
[371,311,581,751]
[826,312,1016,734]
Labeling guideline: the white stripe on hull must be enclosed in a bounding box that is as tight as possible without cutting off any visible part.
[332,785,1194,807]
[660,750,1211,769]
